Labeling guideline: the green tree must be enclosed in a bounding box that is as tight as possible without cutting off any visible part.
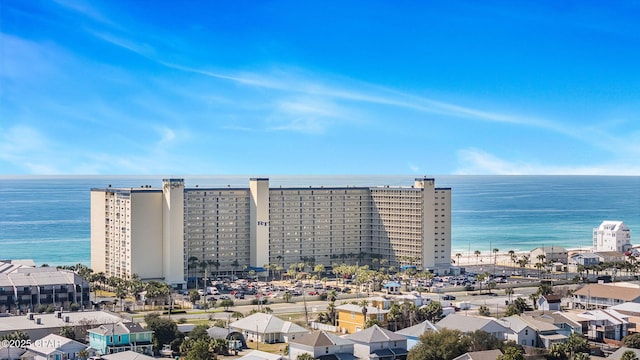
[185,339,211,360]
[144,313,179,353]
[423,301,443,322]
[210,338,229,356]
[474,250,481,265]
[408,328,469,360]
[497,346,526,360]
[623,333,640,349]
[478,305,490,317]
[0,330,29,341]
[283,292,293,303]
[365,318,381,328]
[467,330,502,352]
[622,350,640,360]
[189,289,201,304]
[359,299,369,329]
[58,325,76,340]
[188,324,210,341]
[565,333,589,359]
[296,354,315,360]
[220,299,234,311]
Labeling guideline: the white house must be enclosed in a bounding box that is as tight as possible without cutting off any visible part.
[21,334,92,360]
[593,221,632,252]
[395,320,438,350]
[343,325,408,360]
[436,314,508,340]
[230,313,308,344]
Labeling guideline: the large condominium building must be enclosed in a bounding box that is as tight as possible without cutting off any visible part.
[91,177,451,287]
[593,220,632,252]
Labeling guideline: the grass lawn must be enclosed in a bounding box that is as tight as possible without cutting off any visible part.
[244,340,287,354]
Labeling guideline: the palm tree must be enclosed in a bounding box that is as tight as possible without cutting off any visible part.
[359,299,369,329]
[455,253,462,265]
[474,250,481,265]
[231,259,239,279]
[508,250,516,268]
[188,256,198,287]
[492,248,499,274]
[536,254,546,279]
[505,287,514,304]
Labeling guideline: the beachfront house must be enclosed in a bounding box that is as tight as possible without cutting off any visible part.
[593,221,632,253]
[529,247,569,264]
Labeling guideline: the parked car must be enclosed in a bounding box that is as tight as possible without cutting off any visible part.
[441,295,456,300]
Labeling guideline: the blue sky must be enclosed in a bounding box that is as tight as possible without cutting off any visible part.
[2,1,640,175]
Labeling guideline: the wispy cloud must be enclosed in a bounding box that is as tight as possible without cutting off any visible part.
[455,148,640,175]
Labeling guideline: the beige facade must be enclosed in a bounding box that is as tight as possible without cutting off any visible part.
[91,177,452,285]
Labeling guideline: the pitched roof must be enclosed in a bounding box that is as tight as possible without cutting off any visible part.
[436,314,508,334]
[453,349,503,360]
[573,284,640,302]
[89,322,150,336]
[395,320,438,337]
[237,350,283,360]
[101,350,156,360]
[343,324,406,343]
[26,334,86,355]
[290,331,353,347]
[542,295,562,303]
[230,313,307,335]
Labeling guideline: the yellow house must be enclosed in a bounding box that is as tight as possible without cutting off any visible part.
[336,302,390,334]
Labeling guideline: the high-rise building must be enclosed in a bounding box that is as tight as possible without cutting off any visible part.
[91,177,451,287]
[593,220,632,252]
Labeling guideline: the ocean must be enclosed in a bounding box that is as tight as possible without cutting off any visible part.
[0,175,638,266]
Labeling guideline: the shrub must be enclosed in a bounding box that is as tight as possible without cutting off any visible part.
[36,304,48,313]
[70,303,80,312]
[46,305,56,313]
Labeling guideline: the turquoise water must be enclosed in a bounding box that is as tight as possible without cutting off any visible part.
[0,175,638,266]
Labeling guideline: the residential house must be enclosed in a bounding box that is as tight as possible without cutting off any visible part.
[452,349,503,360]
[611,302,640,334]
[0,311,127,340]
[236,350,282,360]
[536,312,582,338]
[88,322,153,355]
[538,295,562,312]
[593,220,632,253]
[530,247,569,264]
[499,314,565,349]
[568,253,600,267]
[383,282,401,295]
[229,313,308,344]
[21,334,92,360]
[99,350,155,360]
[395,320,438,350]
[561,309,629,343]
[572,283,640,309]
[594,251,626,264]
[336,303,389,334]
[343,325,408,360]
[436,314,508,340]
[288,330,355,360]
[579,309,629,342]
[0,345,26,360]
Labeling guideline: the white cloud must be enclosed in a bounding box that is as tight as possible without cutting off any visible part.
[455,148,640,175]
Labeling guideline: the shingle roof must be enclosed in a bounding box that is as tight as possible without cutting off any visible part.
[230,313,307,335]
[436,314,507,334]
[395,320,438,337]
[101,350,156,360]
[343,325,406,343]
[290,331,353,347]
[453,349,503,360]
[336,304,389,315]
[574,284,640,302]
[89,322,150,336]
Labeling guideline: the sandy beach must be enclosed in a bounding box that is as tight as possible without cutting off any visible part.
[453,250,532,267]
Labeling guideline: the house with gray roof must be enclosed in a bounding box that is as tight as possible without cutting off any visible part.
[230,313,308,344]
[99,350,155,360]
[289,330,355,360]
[436,314,508,340]
[21,334,92,360]
[0,345,27,360]
[0,311,127,340]
[499,314,564,349]
[572,283,640,309]
[453,349,503,360]
[343,325,407,360]
[394,320,438,350]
